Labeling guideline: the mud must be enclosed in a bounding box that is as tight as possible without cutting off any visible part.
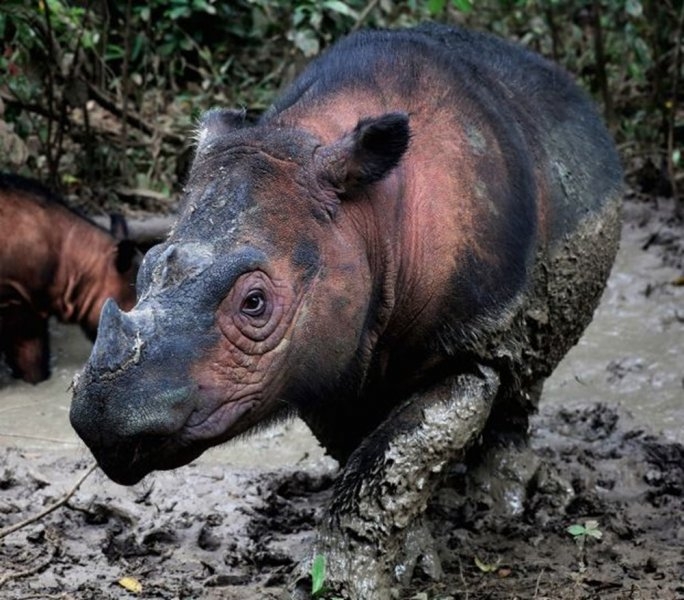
[0,196,683,599]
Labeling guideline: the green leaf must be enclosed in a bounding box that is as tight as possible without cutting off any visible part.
[625,0,642,17]
[673,149,681,167]
[290,29,320,57]
[130,33,145,62]
[427,0,447,15]
[311,554,326,596]
[451,0,474,12]
[474,556,500,572]
[293,7,308,27]
[322,0,359,19]
[192,0,217,15]
[61,173,80,185]
[567,524,586,537]
[584,521,603,539]
[167,6,190,20]
[632,37,652,67]
[627,62,642,80]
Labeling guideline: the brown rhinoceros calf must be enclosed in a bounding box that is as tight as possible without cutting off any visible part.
[70,23,622,598]
[0,173,138,383]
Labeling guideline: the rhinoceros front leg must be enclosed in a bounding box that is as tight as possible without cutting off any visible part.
[292,365,499,600]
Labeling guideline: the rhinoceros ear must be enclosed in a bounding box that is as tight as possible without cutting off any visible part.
[318,112,410,197]
[195,108,249,152]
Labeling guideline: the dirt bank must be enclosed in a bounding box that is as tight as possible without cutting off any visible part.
[0,196,682,599]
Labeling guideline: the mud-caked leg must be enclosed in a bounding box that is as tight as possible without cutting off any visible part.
[292,365,499,600]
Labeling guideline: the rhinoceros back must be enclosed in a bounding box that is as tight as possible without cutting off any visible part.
[268,24,622,398]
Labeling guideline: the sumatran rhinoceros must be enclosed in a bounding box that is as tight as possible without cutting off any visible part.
[70,23,622,598]
[0,173,138,384]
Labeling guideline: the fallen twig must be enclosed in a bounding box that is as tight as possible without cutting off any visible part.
[0,432,79,445]
[458,556,469,600]
[0,462,97,540]
[91,214,175,245]
[533,567,545,599]
[9,595,74,600]
[0,543,58,588]
[9,596,74,600]
[352,0,381,31]
[86,82,184,146]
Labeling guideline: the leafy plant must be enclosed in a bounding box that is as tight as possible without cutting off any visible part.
[567,520,603,543]
[474,555,502,573]
[567,520,603,573]
[428,0,473,15]
[309,554,344,599]
[311,554,327,597]
[1,0,682,214]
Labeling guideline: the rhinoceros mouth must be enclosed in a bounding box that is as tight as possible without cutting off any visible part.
[89,398,259,486]
[93,427,233,485]
[91,435,202,485]
[184,397,258,440]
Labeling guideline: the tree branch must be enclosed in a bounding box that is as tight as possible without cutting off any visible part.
[667,1,684,217]
[86,82,184,145]
[591,0,614,126]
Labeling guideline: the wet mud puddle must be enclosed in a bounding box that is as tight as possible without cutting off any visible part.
[1,211,682,454]
[544,216,684,442]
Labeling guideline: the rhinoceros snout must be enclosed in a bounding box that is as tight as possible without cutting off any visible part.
[70,354,200,484]
[70,296,205,483]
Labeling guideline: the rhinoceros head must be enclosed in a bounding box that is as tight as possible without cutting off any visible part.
[70,108,409,484]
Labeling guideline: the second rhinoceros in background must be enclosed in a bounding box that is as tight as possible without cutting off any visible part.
[0,173,138,383]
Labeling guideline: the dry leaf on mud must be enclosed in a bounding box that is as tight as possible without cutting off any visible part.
[118,576,143,593]
[474,556,501,573]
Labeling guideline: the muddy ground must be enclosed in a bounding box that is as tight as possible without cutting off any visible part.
[0,196,683,600]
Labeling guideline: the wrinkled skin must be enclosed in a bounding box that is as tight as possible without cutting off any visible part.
[0,173,138,384]
[71,24,622,597]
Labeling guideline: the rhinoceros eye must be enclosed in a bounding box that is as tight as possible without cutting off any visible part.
[219,272,281,345]
[241,290,266,317]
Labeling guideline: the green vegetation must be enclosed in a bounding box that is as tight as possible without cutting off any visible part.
[311,553,327,597]
[310,553,343,599]
[473,554,502,573]
[567,519,603,542]
[0,0,682,214]
[567,519,603,573]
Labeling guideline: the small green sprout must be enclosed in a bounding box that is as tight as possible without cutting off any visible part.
[474,555,501,573]
[567,520,603,573]
[311,554,327,597]
[567,520,603,543]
